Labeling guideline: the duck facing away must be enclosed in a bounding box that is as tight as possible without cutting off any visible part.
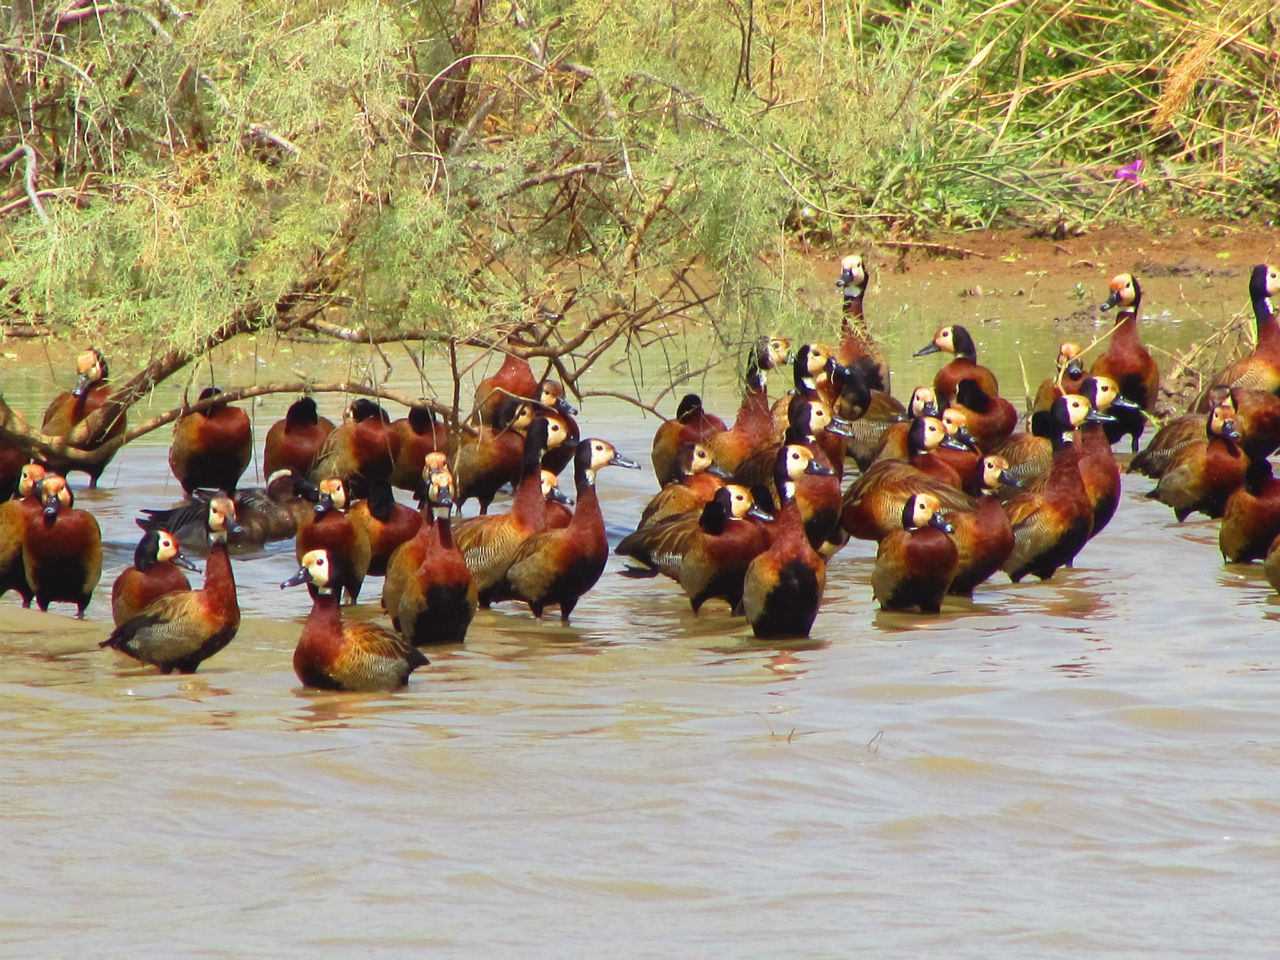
[103,496,243,673]
[169,386,254,495]
[872,493,958,612]
[491,438,641,622]
[382,454,477,646]
[652,394,728,487]
[263,396,335,479]
[111,528,199,627]
[284,549,428,691]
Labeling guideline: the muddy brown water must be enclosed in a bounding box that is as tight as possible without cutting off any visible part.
[4,241,1280,957]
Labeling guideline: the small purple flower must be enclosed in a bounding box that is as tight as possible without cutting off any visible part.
[1115,159,1145,189]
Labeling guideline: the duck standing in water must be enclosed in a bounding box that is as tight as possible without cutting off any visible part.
[169,386,254,495]
[913,325,999,407]
[1089,273,1157,451]
[491,438,640,622]
[103,496,243,673]
[382,454,477,646]
[284,549,428,691]
[263,396,335,479]
[0,463,46,607]
[39,348,126,487]
[21,474,101,617]
[742,445,828,639]
[872,493,958,613]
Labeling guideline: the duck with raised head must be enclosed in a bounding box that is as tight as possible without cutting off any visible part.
[102,496,242,673]
[637,442,728,530]
[1147,404,1247,522]
[169,386,254,495]
[491,439,639,622]
[742,445,828,638]
[872,493,958,612]
[382,455,477,646]
[388,404,451,492]
[1032,343,1087,415]
[1220,459,1280,564]
[263,396,335,479]
[349,479,422,577]
[948,378,1017,451]
[311,398,402,500]
[0,463,47,606]
[1001,395,1106,582]
[1089,273,1157,451]
[616,484,765,579]
[283,549,428,691]
[296,477,372,604]
[39,348,126,487]
[835,253,890,392]
[111,529,199,627]
[913,325,999,407]
[704,336,791,475]
[652,394,728,487]
[21,474,101,617]
[452,418,552,604]
[536,380,581,477]
[945,456,1017,598]
[1197,265,1280,404]
[474,349,538,427]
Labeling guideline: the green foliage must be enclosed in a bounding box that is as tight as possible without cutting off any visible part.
[0,0,1276,369]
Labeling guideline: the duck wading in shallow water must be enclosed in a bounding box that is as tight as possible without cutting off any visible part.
[382,454,477,647]
[872,492,958,613]
[102,496,242,674]
[169,386,254,495]
[21,474,102,617]
[284,549,429,692]
[1089,273,1157,452]
[263,396,335,479]
[742,445,829,639]
[490,438,640,622]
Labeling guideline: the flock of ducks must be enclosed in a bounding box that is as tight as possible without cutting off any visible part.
[2,258,1278,693]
